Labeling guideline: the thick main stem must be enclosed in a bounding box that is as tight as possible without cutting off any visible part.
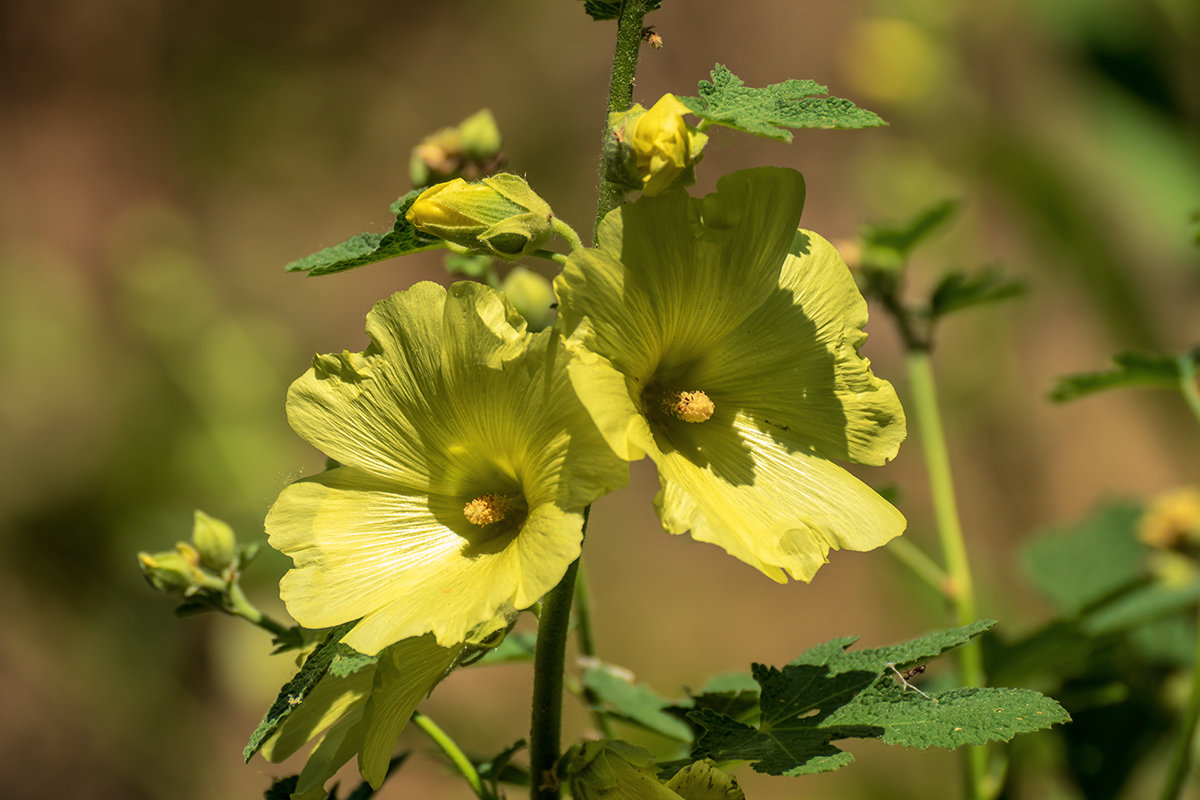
[530,558,582,800]
[906,349,988,800]
[591,0,650,243]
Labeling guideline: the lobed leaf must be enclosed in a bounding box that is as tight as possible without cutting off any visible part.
[286,191,443,277]
[578,0,663,21]
[859,199,960,272]
[677,65,885,143]
[243,621,356,762]
[689,621,1068,776]
[1049,350,1200,403]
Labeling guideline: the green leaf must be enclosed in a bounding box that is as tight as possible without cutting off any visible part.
[677,65,885,143]
[928,268,1025,319]
[689,621,1068,776]
[859,199,960,272]
[583,665,693,741]
[1022,502,1147,615]
[243,621,356,762]
[472,630,536,666]
[329,643,380,677]
[475,739,529,789]
[286,191,443,277]
[579,0,663,21]
[1049,350,1200,403]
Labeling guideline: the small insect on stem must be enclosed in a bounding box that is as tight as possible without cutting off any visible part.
[886,662,937,702]
[641,26,663,50]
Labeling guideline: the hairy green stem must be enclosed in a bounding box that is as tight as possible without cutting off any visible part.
[906,349,988,799]
[413,711,488,800]
[574,558,615,738]
[591,0,651,243]
[530,557,582,800]
[225,581,289,637]
[551,218,585,253]
[886,536,951,599]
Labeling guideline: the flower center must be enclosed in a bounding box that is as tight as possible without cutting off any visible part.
[662,389,715,423]
[463,493,513,527]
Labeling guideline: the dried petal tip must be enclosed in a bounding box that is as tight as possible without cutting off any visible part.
[664,390,715,423]
[464,493,513,527]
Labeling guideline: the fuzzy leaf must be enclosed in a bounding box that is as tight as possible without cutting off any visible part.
[579,0,663,21]
[1049,350,1200,403]
[689,622,1068,776]
[243,621,356,762]
[929,268,1025,319]
[677,65,885,142]
[286,191,442,277]
[584,666,693,741]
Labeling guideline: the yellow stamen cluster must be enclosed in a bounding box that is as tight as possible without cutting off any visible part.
[463,493,512,527]
[663,389,715,423]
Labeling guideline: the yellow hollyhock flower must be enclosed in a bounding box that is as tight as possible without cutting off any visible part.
[267,281,628,655]
[554,167,906,582]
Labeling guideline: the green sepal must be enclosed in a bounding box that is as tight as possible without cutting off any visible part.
[677,65,885,142]
[583,664,693,741]
[688,621,1069,776]
[1049,349,1200,403]
[579,0,663,21]
[286,191,443,277]
[243,621,357,762]
[928,268,1026,320]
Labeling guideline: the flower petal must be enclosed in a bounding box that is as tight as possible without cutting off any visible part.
[268,466,585,653]
[654,412,905,582]
[262,665,376,763]
[696,229,905,465]
[358,635,463,787]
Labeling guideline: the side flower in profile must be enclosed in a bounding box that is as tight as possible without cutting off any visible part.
[555,167,906,582]
[266,281,628,655]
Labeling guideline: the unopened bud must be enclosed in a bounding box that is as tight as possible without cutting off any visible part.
[458,109,502,161]
[192,509,238,573]
[138,548,203,594]
[406,174,553,261]
[410,109,504,187]
[606,94,707,197]
[502,266,556,331]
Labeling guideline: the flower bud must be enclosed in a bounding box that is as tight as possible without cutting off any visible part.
[138,547,204,594]
[406,174,554,261]
[606,94,707,197]
[502,266,556,331]
[191,509,238,573]
[410,109,503,187]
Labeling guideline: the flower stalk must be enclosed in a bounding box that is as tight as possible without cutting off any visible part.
[413,711,489,800]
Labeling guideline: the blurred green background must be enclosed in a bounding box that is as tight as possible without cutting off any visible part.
[1,0,1197,798]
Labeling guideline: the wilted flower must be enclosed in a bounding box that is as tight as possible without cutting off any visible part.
[406,173,554,260]
[267,281,627,655]
[555,167,906,582]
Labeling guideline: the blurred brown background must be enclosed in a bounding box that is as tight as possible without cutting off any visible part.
[1,0,1197,798]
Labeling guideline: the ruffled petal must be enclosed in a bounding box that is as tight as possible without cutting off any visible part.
[654,412,905,582]
[268,467,585,652]
[696,230,905,465]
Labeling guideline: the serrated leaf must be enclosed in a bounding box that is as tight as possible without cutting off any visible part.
[1022,502,1146,615]
[928,268,1025,319]
[1049,350,1200,403]
[584,666,693,741]
[690,621,1065,776]
[286,191,443,277]
[243,621,356,762]
[579,0,663,21]
[677,65,885,143]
